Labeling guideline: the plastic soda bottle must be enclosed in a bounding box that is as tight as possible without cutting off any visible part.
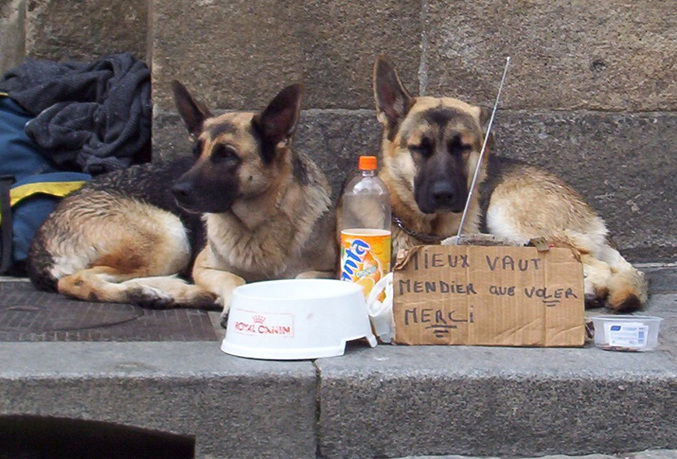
[339,155,392,298]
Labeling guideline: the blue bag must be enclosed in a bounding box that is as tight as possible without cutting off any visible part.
[0,94,90,274]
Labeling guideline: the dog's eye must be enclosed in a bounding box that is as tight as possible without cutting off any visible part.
[211,144,238,164]
[448,137,471,156]
[192,139,204,157]
[410,140,433,157]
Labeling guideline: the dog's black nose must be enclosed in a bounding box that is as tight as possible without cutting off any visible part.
[430,181,455,207]
[171,181,192,204]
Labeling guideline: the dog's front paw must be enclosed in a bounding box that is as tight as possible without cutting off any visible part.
[187,290,219,310]
[219,310,229,329]
[216,295,233,329]
[127,285,175,309]
[218,302,231,329]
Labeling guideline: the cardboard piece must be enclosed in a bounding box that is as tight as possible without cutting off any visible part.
[392,245,585,347]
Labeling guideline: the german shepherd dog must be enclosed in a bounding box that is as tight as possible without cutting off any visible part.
[372,56,647,312]
[27,82,338,320]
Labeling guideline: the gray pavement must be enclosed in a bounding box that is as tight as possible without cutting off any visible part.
[0,264,675,458]
[410,452,677,459]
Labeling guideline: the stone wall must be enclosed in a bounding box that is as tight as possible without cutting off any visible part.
[1,0,148,66]
[0,0,675,261]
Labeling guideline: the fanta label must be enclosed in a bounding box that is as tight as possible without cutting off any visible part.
[340,228,391,297]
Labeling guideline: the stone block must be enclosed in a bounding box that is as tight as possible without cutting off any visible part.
[150,0,422,111]
[0,0,26,75]
[421,1,677,111]
[0,342,318,457]
[316,333,677,457]
[294,109,383,198]
[647,292,677,352]
[25,0,149,62]
[151,111,190,162]
[643,267,677,295]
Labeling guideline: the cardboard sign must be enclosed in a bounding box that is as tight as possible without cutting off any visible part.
[392,245,585,347]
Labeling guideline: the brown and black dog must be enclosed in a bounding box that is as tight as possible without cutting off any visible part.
[27,82,338,321]
[371,55,647,312]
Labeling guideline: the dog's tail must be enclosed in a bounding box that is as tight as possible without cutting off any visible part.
[581,244,648,313]
[600,245,648,312]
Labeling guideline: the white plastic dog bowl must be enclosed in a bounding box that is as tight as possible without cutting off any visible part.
[221,279,377,360]
[591,315,663,352]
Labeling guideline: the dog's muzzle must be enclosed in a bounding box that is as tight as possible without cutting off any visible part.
[171,181,197,211]
[419,180,466,214]
[430,181,456,207]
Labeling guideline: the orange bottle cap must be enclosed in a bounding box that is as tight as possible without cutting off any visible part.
[358,156,377,171]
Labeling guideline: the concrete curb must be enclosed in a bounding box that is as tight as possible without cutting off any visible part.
[0,267,675,458]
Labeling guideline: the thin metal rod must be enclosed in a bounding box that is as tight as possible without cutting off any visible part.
[456,56,511,242]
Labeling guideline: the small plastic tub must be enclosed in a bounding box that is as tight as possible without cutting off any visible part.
[591,315,663,352]
[221,279,377,360]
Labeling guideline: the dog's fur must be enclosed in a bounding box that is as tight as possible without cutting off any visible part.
[27,82,338,318]
[371,56,647,312]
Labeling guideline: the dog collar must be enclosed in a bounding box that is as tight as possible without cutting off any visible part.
[391,214,450,244]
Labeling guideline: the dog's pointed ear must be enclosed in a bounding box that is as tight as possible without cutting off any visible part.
[172,80,213,138]
[474,105,494,150]
[373,55,414,130]
[252,83,303,162]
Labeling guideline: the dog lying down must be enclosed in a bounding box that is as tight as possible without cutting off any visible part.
[27,82,338,322]
[367,55,647,312]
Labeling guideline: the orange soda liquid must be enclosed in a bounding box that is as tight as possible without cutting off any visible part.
[340,228,392,298]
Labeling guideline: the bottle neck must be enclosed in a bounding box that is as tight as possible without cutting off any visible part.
[360,169,376,177]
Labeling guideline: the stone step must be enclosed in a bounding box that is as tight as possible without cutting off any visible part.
[0,266,675,457]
